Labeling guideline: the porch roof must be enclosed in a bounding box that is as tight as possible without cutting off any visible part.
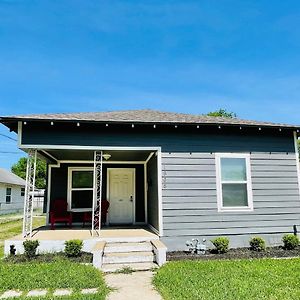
[41,149,154,163]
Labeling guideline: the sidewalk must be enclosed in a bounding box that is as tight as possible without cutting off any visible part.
[105,271,162,300]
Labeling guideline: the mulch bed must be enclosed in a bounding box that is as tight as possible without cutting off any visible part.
[167,247,300,261]
[3,251,93,263]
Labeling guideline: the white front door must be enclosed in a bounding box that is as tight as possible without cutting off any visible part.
[108,168,135,224]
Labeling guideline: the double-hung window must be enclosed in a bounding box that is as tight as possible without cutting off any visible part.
[6,187,12,203]
[68,168,94,211]
[21,187,25,197]
[216,153,253,212]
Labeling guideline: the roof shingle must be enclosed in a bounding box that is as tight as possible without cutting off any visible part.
[0,168,26,186]
[0,109,298,129]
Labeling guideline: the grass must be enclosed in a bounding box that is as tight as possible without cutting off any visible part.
[0,259,108,292]
[0,214,45,258]
[0,214,110,299]
[153,259,300,300]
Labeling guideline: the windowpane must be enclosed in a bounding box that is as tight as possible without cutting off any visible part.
[21,188,25,197]
[221,158,246,181]
[71,190,93,209]
[72,171,93,188]
[6,188,11,196]
[222,183,248,207]
[6,196,11,203]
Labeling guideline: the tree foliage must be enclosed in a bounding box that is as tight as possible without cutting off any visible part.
[207,108,237,118]
[11,157,46,189]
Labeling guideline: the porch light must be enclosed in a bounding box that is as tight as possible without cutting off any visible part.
[102,153,111,160]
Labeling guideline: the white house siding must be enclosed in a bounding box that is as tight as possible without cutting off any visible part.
[0,183,24,215]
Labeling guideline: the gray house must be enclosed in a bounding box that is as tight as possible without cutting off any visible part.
[0,168,26,215]
[1,109,300,264]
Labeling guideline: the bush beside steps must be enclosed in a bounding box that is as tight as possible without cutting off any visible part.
[5,239,90,263]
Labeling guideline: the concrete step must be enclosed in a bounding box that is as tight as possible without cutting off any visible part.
[102,262,159,273]
[99,236,158,243]
[103,251,154,264]
[104,242,153,253]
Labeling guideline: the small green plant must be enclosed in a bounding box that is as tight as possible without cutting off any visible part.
[249,237,266,252]
[64,239,83,257]
[211,237,229,254]
[23,240,39,258]
[115,266,134,274]
[282,234,299,250]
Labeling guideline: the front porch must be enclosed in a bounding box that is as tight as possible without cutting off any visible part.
[21,147,162,236]
[5,226,166,272]
[5,146,166,271]
[7,226,158,241]
[5,226,159,252]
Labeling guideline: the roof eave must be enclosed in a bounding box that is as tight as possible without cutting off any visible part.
[0,116,299,131]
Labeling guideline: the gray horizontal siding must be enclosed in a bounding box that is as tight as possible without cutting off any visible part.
[161,152,300,246]
[164,213,300,223]
[163,227,297,236]
[163,207,300,216]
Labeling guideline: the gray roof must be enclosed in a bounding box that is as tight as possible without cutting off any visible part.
[0,109,298,129]
[0,168,26,186]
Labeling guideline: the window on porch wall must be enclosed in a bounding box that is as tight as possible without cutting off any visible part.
[70,170,93,210]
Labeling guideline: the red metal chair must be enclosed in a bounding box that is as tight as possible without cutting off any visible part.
[50,199,72,230]
[82,199,110,227]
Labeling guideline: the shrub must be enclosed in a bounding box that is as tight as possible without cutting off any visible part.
[23,240,39,258]
[249,237,266,252]
[211,237,229,254]
[64,239,83,257]
[282,234,299,250]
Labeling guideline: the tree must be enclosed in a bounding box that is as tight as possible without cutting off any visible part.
[11,157,47,189]
[207,108,237,118]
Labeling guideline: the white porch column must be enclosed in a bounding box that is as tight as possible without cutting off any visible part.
[22,149,37,237]
[92,151,103,236]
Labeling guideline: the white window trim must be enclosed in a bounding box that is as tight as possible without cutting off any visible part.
[67,167,94,212]
[215,153,253,212]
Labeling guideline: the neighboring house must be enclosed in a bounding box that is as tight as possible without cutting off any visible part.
[1,109,300,252]
[0,168,26,215]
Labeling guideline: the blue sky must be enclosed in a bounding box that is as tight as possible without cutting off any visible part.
[1,0,300,169]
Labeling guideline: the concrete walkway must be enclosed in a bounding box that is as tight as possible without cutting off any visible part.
[105,271,162,300]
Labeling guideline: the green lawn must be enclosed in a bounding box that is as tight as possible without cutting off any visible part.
[0,259,109,299]
[153,259,300,300]
[0,215,46,258]
[0,214,110,299]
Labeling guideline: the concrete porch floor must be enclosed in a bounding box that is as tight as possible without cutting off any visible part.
[8,226,158,241]
[4,226,160,256]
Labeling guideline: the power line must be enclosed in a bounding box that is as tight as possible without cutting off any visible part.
[0,151,22,154]
[0,133,17,141]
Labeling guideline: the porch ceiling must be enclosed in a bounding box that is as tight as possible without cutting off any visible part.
[43,149,153,162]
